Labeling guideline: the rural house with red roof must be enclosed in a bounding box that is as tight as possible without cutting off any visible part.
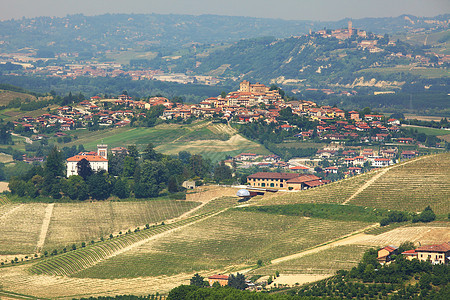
[402,242,450,265]
[66,144,108,177]
[377,245,399,264]
[207,274,229,287]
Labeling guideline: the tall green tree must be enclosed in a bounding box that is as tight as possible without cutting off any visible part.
[42,146,64,197]
[76,158,93,180]
[142,143,159,161]
[214,161,232,183]
[87,171,111,200]
[190,273,208,287]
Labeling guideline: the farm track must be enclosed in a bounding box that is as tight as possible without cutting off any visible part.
[267,223,379,267]
[0,204,23,221]
[35,204,54,254]
[30,208,228,276]
[342,155,429,205]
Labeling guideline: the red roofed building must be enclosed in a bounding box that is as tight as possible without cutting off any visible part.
[378,245,398,264]
[247,172,299,189]
[207,275,229,286]
[414,243,450,264]
[66,144,108,177]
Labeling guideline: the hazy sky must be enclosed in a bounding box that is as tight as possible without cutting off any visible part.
[1,0,449,21]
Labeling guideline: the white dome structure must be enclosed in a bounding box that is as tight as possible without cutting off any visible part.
[236,189,251,197]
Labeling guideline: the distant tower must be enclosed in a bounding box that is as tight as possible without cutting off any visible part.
[240,80,250,92]
[97,144,108,159]
[348,20,353,37]
[309,28,312,35]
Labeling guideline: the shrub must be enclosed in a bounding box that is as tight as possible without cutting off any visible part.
[412,206,436,223]
[71,244,76,250]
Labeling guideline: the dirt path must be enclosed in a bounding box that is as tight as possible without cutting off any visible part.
[342,156,428,205]
[35,203,54,254]
[11,133,32,144]
[0,204,23,221]
[270,224,378,265]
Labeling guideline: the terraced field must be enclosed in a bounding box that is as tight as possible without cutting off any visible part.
[0,204,47,254]
[30,210,222,277]
[349,153,450,214]
[74,210,370,279]
[43,200,199,252]
[260,170,381,205]
[249,244,373,276]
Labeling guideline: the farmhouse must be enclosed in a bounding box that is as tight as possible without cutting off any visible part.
[66,144,108,177]
[402,242,450,264]
[247,172,329,190]
[377,245,398,264]
[207,274,229,287]
[247,172,299,189]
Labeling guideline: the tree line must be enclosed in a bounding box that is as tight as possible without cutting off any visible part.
[7,144,234,201]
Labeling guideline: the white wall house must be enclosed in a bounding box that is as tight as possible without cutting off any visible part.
[372,158,392,168]
[66,145,108,177]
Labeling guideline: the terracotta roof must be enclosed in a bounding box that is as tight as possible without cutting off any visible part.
[415,243,450,253]
[402,249,418,256]
[286,174,321,184]
[382,245,398,253]
[304,179,330,187]
[247,172,299,180]
[208,275,229,280]
[67,154,108,162]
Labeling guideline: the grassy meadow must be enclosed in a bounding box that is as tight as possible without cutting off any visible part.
[61,121,269,163]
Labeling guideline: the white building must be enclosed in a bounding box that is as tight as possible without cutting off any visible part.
[372,158,392,168]
[66,145,108,177]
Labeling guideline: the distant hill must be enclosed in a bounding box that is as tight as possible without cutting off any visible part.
[0,13,448,53]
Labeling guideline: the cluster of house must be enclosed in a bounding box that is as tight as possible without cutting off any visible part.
[12,80,424,151]
[378,242,450,265]
[227,147,418,177]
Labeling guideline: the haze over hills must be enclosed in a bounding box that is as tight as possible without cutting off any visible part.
[0,13,448,53]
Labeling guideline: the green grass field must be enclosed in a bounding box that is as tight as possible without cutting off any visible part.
[60,122,268,162]
[402,125,450,136]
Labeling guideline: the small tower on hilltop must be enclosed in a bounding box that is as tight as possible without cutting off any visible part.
[348,20,353,37]
[97,144,108,159]
[239,80,250,92]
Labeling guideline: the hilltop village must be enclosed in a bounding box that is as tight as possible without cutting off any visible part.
[10,80,446,185]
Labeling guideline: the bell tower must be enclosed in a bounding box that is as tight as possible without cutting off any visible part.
[97,144,108,159]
